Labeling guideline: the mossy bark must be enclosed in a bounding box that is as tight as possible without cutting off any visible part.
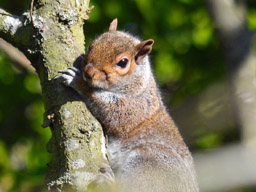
[0,0,108,191]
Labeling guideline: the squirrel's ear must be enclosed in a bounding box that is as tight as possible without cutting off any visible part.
[135,39,154,64]
[109,18,118,32]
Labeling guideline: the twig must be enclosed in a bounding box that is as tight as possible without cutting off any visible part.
[0,38,35,73]
[30,0,34,25]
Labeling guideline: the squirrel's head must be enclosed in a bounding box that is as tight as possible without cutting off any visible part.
[82,19,154,91]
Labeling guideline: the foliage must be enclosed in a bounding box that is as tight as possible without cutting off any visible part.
[0,0,255,191]
[0,52,51,192]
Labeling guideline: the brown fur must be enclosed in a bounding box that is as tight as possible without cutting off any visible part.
[58,19,198,192]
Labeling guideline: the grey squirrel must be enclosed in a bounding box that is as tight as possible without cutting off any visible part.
[56,19,199,192]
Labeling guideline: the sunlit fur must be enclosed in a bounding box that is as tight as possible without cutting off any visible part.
[59,29,199,192]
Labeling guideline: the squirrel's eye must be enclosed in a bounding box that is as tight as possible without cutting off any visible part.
[116,58,129,68]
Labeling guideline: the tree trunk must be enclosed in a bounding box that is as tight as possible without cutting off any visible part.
[193,1,256,190]
[206,0,256,146]
[0,0,109,191]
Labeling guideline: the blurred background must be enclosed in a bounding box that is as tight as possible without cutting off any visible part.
[0,0,256,191]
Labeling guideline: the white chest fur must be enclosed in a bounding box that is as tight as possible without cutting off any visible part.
[94,90,124,103]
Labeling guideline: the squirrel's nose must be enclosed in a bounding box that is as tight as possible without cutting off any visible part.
[84,63,102,80]
[84,63,95,80]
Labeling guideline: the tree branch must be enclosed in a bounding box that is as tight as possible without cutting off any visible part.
[206,0,247,38]
[0,38,35,73]
[206,0,256,146]
[0,8,34,57]
[173,80,236,145]
[194,143,256,191]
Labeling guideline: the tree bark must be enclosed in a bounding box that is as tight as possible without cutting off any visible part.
[0,1,109,191]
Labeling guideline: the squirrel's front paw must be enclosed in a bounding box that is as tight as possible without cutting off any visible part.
[89,165,117,192]
[55,67,82,90]
[97,165,116,186]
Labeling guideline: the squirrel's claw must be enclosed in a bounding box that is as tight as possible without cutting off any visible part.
[54,67,82,88]
[98,165,116,185]
[68,67,82,75]
[54,74,74,86]
[58,67,81,77]
[90,164,117,191]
